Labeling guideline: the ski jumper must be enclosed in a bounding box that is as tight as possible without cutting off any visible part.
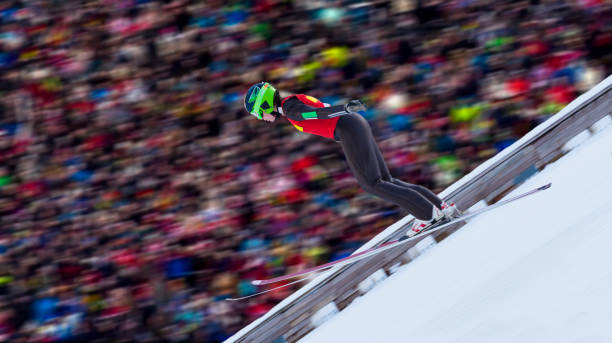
[281,95,443,221]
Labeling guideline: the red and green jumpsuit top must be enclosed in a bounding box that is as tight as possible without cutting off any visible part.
[280,94,350,140]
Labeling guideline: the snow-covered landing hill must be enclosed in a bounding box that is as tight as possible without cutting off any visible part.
[300,121,612,343]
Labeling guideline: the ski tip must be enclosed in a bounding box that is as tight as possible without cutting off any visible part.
[539,182,552,190]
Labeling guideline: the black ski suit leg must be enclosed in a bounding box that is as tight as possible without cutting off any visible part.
[369,133,444,209]
[390,178,443,209]
[335,113,436,221]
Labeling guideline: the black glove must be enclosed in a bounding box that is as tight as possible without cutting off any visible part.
[344,100,367,113]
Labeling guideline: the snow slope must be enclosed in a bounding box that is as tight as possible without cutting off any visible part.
[299,121,612,343]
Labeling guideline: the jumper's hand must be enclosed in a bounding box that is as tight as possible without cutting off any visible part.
[345,100,367,113]
[262,112,277,122]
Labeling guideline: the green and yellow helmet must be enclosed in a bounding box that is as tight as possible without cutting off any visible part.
[244,82,277,120]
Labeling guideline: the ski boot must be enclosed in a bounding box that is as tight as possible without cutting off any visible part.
[441,201,462,220]
[406,205,445,238]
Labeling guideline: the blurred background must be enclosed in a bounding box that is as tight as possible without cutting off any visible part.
[0,0,610,342]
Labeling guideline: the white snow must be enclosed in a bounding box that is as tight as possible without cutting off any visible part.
[299,120,612,343]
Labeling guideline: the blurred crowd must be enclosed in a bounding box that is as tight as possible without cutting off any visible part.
[0,0,610,342]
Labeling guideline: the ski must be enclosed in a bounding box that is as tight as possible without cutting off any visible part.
[252,183,551,286]
[226,276,312,301]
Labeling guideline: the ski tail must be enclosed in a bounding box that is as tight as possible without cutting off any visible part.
[226,276,312,301]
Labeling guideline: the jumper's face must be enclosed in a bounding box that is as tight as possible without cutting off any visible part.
[261,112,277,122]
